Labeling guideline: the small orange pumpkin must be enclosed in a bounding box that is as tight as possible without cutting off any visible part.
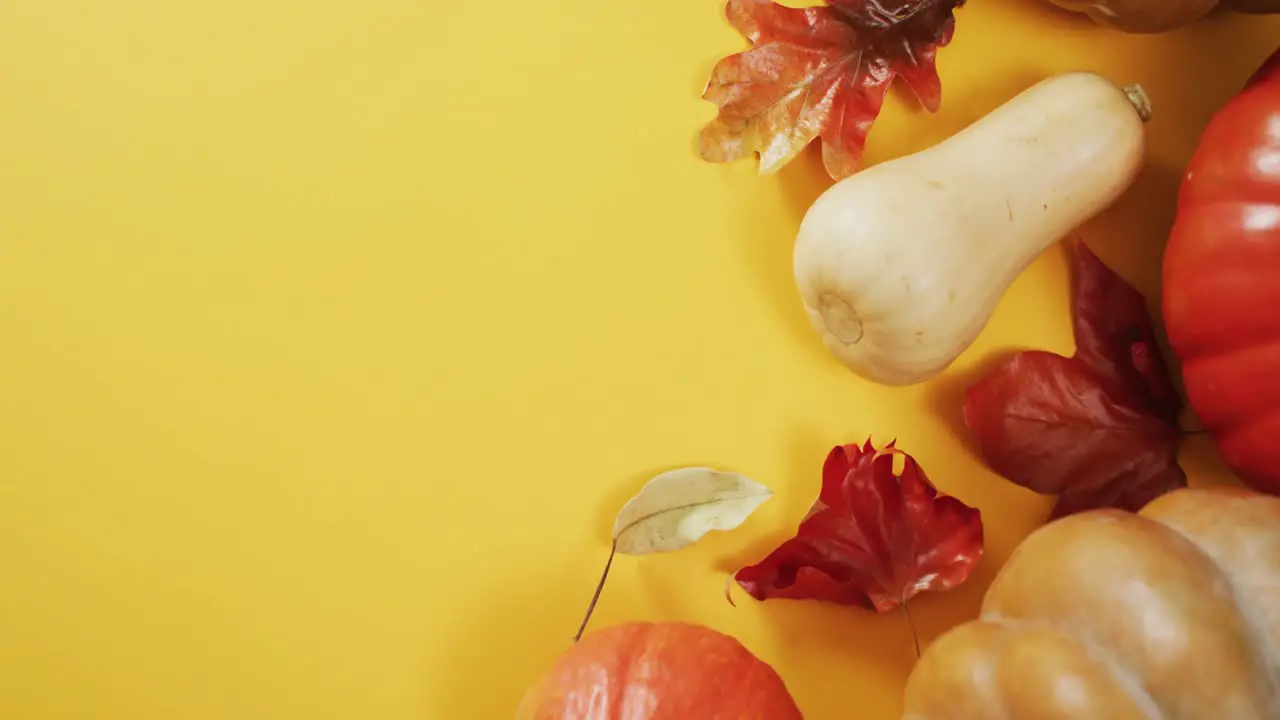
[516,622,802,719]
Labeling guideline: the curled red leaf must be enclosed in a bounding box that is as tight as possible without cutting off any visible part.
[734,440,983,612]
[964,242,1187,519]
[697,0,964,179]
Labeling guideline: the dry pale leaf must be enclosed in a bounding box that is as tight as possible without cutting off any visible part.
[574,467,773,640]
[613,467,773,555]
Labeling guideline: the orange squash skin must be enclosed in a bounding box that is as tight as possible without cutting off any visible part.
[516,622,803,720]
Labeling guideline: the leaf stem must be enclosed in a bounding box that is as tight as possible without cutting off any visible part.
[902,600,921,659]
[574,539,617,642]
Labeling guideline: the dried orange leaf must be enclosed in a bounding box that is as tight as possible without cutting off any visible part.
[698,0,964,179]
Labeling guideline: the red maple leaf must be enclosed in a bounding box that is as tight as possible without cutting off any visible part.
[697,0,964,180]
[963,241,1187,520]
[734,440,983,613]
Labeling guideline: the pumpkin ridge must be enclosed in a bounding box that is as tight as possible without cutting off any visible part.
[1141,499,1280,716]
[979,611,1166,720]
[1179,346,1280,437]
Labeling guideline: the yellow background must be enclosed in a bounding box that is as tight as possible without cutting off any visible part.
[1,1,1276,718]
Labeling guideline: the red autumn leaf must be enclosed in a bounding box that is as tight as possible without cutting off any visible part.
[697,0,964,180]
[734,440,983,612]
[963,241,1187,520]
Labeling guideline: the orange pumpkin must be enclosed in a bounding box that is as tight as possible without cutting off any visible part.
[902,485,1279,719]
[516,621,802,719]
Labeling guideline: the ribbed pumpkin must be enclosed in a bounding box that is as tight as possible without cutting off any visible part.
[516,622,802,719]
[1162,47,1280,497]
[902,486,1279,719]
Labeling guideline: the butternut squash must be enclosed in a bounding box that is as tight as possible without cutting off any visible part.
[902,485,1280,719]
[792,72,1149,386]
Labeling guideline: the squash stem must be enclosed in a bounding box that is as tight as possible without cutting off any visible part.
[1123,84,1153,122]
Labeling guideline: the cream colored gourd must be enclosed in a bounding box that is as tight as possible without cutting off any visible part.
[902,486,1280,719]
[793,72,1149,386]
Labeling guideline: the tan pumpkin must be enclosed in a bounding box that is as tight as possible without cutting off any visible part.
[902,486,1280,719]
[1046,0,1218,32]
